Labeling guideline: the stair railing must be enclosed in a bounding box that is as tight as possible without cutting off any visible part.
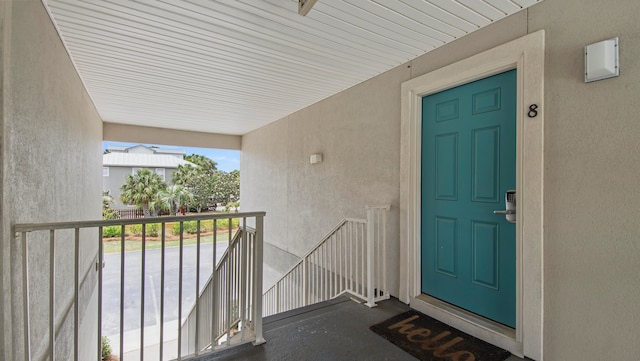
[263,205,390,317]
[180,220,265,357]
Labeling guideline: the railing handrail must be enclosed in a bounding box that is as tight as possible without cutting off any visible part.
[262,217,365,296]
[214,226,255,274]
[13,211,267,232]
[183,227,245,302]
[307,218,366,257]
[185,226,254,302]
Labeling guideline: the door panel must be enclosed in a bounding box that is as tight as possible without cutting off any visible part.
[435,133,458,200]
[421,69,516,328]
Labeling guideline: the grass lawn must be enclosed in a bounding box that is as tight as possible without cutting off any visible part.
[103,231,232,254]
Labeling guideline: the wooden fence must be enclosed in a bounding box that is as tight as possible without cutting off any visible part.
[116,209,144,219]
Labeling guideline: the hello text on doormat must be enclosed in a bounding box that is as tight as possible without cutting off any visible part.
[370,310,510,361]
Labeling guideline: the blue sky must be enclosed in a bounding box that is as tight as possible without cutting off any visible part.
[103,141,240,172]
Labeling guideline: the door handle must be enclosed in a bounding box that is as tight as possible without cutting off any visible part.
[494,190,516,223]
[493,210,515,215]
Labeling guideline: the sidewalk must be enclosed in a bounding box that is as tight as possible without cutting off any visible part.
[107,320,180,361]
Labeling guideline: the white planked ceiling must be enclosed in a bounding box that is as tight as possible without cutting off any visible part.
[43,0,542,136]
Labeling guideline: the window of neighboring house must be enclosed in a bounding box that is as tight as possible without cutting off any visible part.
[103,167,109,177]
[156,168,166,181]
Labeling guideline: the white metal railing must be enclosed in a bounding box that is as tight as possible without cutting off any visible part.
[13,211,265,361]
[180,226,263,356]
[262,205,390,317]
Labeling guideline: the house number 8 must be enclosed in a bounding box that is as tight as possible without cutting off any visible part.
[528,104,539,118]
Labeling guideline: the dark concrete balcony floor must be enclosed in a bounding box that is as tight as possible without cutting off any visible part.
[197,296,530,361]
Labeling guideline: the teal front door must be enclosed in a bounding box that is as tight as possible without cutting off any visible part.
[421,69,517,328]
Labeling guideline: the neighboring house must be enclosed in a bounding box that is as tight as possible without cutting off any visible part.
[102,145,194,209]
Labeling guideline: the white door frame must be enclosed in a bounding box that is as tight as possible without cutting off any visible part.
[400,30,545,360]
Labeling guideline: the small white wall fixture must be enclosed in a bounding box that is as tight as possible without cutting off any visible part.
[400,30,545,360]
[310,153,323,164]
[585,37,619,83]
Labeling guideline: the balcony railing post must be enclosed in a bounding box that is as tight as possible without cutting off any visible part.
[302,257,307,307]
[50,230,56,361]
[211,220,218,349]
[139,225,146,361]
[240,217,248,341]
[365,208,376,307]
[275,282,280,313]
[119,225,125,361]
[382,207,389,298]
[195,220,201,355]
[97,227,103,361]
[74,228,80,361]
[21,231,31,361]
[160,222,166,361]
[225,239,231,347]
[253,215,265,345]
[178,221,184,360]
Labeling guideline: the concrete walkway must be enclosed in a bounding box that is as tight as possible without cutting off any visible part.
[193,296,530,361]
[107,320,179,361]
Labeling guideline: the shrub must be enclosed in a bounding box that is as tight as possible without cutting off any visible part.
[130,224,142,235]
[215,218,240,230]
[172,221,198,235]
[171,220,215,235]
[102,207,119,220]
[200,220,213,232]
[183,221,199,234]
[169,218,240,236]
[171,222,181,235]
[101,336,112,361]
[102,226,122,238]
[146,223,160,237]
[130,223,161,237]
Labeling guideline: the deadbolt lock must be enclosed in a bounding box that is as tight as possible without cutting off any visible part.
[493,190,516,223]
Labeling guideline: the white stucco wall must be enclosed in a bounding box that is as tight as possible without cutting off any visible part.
[1,1,103,360]
[528,1,640,359]
[242,1,640,359]
[241,63,408,294]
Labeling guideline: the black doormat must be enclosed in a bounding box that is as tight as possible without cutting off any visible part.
[370,310,510,361]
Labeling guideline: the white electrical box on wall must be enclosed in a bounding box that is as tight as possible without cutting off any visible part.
[310,153,323,164]
[585,37,619,83]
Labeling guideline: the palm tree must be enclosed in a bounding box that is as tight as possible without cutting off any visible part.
[120,169,167,217]
[160,184,193,215]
